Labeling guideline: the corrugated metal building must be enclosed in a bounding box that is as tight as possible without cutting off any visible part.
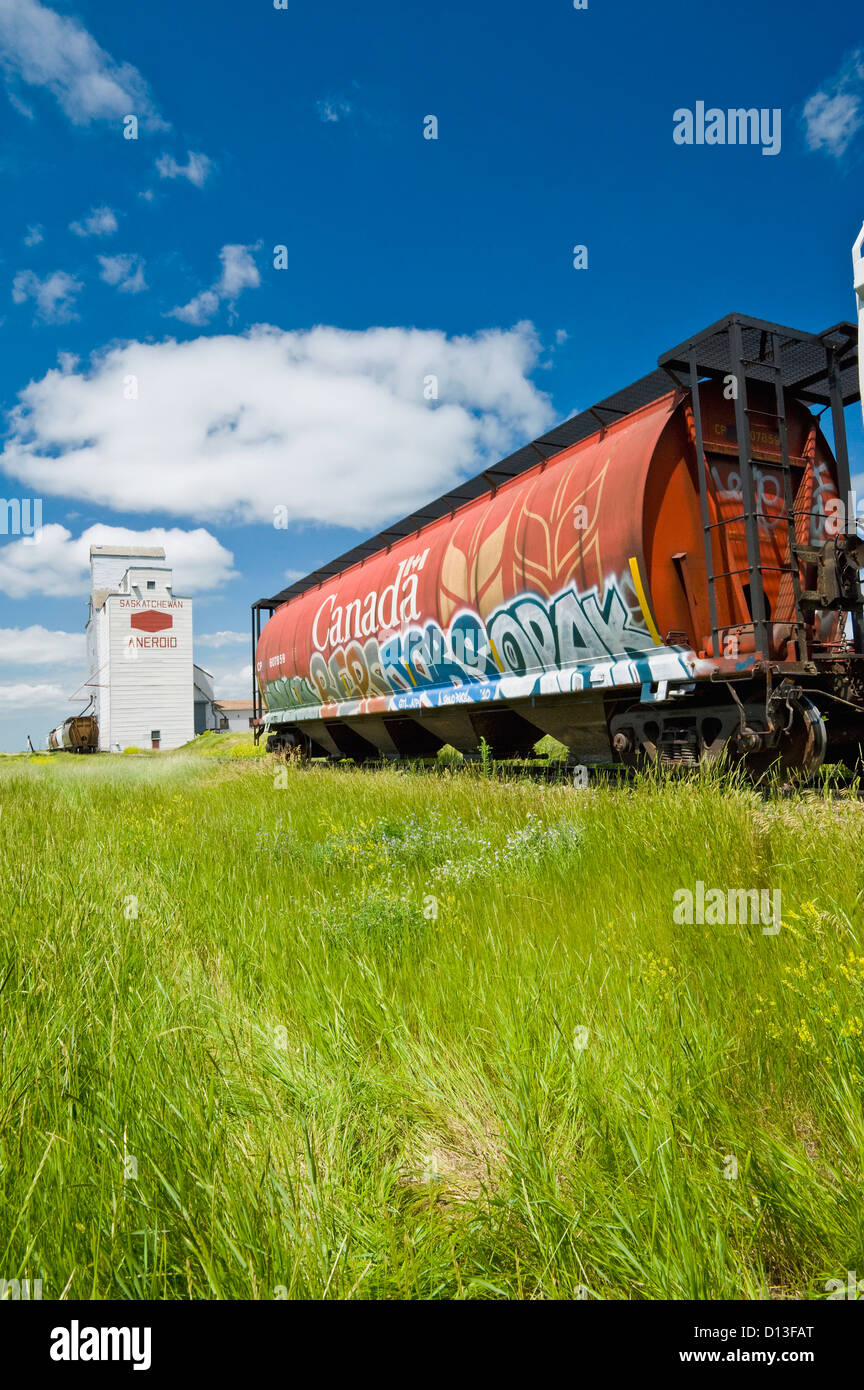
[193,664,218,735]
[87,546,194,751]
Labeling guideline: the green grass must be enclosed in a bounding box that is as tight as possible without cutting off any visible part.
[1,743,864,1300]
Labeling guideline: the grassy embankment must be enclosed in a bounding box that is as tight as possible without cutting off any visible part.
[1,736,863,1299]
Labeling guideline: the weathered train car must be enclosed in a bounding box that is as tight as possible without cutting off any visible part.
[252,314,864,776]
[47,715,99,753]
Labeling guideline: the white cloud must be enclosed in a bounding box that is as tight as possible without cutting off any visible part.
[0,0,164,127]
[316,97,352,123]
[23,222,43,246]
[70,204,117,237]
[0,523,237,599]
[0,322,555,528]
[12,268,81,322]
[156,150,212,187]
[169,243,259,325]
[7,87,32,118]
[0,624,85,665]
[0,679,70,711]
[197,631,248,649]
[802,49,864,157]
[216,244,259,297]
[169,288,219,326]
[803,91,862,156]
[98,253,146,294]
[209,661,253,699]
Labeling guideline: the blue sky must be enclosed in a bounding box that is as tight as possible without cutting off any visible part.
[0,0,862,751]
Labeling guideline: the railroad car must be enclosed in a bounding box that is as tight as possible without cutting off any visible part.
[252,314,864,777]
[47,715,99,753]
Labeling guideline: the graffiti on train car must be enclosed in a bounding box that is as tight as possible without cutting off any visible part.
[264,573,666,716]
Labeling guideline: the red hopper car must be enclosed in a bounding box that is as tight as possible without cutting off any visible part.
[252,314,864,776]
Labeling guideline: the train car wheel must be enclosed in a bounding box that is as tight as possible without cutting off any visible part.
[745,692,827,781]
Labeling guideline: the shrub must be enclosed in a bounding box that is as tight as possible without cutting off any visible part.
[323,887,428,959]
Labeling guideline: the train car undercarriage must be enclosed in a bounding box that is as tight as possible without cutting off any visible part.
[263,661,864,779]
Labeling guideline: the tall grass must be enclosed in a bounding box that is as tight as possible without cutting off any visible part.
[1,746,863,1299]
